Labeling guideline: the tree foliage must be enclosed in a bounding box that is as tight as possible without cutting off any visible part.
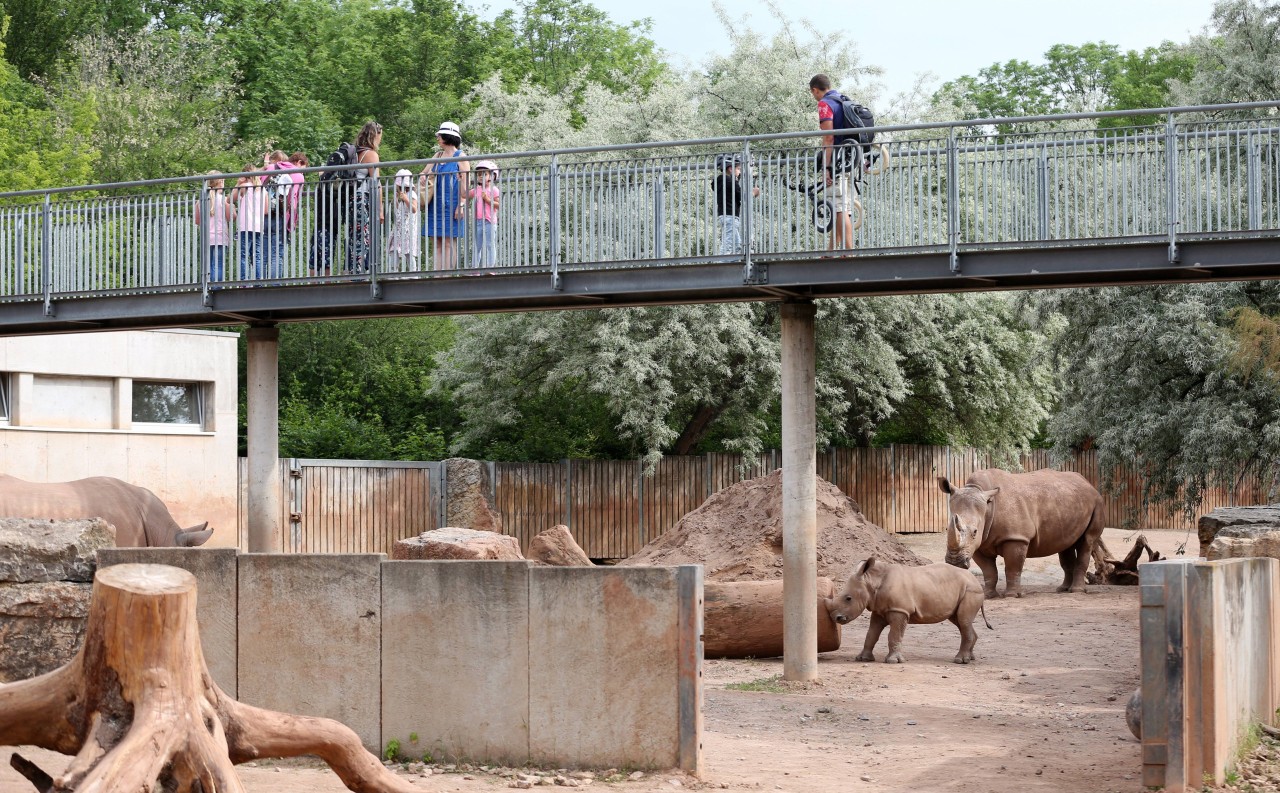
[1173,0,1280,104]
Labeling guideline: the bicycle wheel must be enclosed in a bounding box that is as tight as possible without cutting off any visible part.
[814,199,834,233]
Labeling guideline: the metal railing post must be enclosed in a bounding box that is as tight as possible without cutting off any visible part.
[1248,136,1262,231]
[550,156,562,291]
[368,173,383,298]
[652,174,665,259]
[1036,148,1051,240]
[41,195,53,316]
[946,128,960,273]
[1165,112,1181,264]
[199,180,211,306]
[742,140,762,284]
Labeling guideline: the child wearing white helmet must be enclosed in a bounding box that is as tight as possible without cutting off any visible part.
[386,169,420,270]
[467,160,501,267]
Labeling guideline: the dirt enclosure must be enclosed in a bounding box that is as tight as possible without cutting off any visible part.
[0,529,1234,793]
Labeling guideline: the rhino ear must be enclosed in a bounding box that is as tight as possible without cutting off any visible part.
[176,523,213,547]
[863,556,876,572]
[982,488,1000,503]
[937,477,955,495]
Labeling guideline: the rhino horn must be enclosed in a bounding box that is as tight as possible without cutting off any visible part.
[175,522,213,547]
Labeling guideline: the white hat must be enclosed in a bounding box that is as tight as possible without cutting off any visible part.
[437,121,461,138]
[394,169,412,188]
[475,159,498,173]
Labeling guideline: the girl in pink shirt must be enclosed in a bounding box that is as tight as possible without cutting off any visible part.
[194,171,232,282]
[466,160,500,267]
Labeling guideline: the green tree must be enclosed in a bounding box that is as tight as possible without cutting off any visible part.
[47,30,257,184]
[270,318,458,461]
[0,27,97,192]
[0,0,146,79]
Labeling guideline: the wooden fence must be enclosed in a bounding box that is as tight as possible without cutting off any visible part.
[238,447,1274,559]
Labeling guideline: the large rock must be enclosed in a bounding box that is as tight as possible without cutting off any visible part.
[1199,505,1280,558]
[1207,525,1280,561]
[0,518,115,583]
[0,580,92,681]
[392,527,524,561]
[445,458,504,534]
[528,525,593,567]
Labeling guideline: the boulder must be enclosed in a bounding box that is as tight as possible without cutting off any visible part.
[0,517,115,583]
[528,525,593,567]
[1207,524,1280,561]
[0,580,92,681]
[445,458,504,534]
[1197,505,1280,556]
[392,527,524,561]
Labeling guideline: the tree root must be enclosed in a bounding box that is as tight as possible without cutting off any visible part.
[0,563,422,793]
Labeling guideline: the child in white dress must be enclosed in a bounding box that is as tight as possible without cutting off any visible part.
[386,169,421,271]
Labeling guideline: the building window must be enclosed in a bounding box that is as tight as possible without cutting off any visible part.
[0,373,8,420]
[132,381,202,426]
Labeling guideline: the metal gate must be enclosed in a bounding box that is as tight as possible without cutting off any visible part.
[239,458,447,553]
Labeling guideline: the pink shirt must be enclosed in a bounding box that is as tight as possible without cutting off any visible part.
[194,192,231,246]
[467,184,500,223]
[265,162,305,230]
[236,183,265,233]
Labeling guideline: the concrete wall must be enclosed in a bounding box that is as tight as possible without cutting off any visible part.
[1140,557,1280,791]
[0,330,239,548]
[382,561,531,765]
[96,547,239,698]
[237,554,383,751]
[86,552,702,770]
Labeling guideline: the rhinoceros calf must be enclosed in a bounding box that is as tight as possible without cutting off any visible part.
[827,557,991,664]
[0,475,212,547]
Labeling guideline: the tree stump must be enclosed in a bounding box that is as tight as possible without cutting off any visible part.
[1088,535,1163,586]
[0,563,418,793]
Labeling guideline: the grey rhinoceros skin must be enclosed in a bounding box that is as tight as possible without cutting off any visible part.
[0,475,212,547]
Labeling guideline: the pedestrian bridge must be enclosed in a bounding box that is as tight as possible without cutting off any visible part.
[2,101,1280,335]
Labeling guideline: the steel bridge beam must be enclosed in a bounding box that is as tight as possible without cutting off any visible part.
[0,236,1276,336]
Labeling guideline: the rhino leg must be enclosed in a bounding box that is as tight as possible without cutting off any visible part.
[1057,547,1078,592]
[1000,541,1029,598]
[972,551,1000,599]
[951,600,981,664]
[1063,531,1093,593]
[883,611,909,664]
[856,613,887,662]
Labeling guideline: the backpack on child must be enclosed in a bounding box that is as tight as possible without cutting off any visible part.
[316,142,359,228]
[265,171,293,216]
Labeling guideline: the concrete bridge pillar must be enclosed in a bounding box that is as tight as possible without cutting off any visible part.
[781,301,818,681]
[246,324,281,553]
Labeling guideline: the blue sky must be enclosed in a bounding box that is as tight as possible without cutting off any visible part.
[477,0,1218,98]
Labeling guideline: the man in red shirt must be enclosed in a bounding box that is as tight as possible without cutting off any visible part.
[809,74,854,251]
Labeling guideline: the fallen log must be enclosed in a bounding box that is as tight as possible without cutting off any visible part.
[0,563,417,793]
[1087,535,1164,586]
[703,578,841,659]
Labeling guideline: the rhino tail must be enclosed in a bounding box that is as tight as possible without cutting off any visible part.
[980,600,993,630]
[176,522,214,547]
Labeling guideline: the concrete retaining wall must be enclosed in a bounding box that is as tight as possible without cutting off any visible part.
[1141,557,1280,791]
[82,552,702,771]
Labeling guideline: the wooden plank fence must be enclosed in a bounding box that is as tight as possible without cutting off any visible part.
[239,447,1275,559]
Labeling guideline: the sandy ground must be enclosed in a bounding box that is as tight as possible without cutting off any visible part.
[0,528,1204,793]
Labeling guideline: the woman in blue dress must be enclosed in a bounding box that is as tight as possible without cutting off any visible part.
[420,121,469,270]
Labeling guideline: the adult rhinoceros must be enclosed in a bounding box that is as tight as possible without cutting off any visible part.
[937,469,1104,598]
[0,475,213,547]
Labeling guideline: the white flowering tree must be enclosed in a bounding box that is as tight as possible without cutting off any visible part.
[435,5,1054,464]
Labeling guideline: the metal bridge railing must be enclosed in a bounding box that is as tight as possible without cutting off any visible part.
[0,101,1278,305]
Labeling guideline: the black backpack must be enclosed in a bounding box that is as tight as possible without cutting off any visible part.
[832,93,875,149]
[316,142,359,228]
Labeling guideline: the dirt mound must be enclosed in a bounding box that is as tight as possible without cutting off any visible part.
[620,470,924,581]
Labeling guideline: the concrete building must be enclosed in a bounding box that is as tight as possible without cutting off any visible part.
[0,329,238,548]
